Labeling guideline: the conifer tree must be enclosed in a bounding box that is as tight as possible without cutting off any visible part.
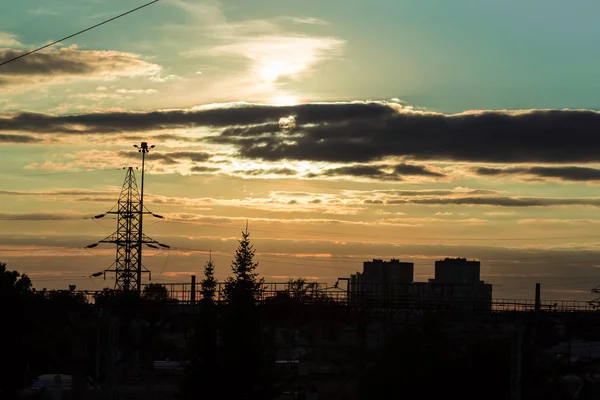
[200,256,217,305]
[221,226,272,400]
[179,256,220,399]
[223,227,263,305]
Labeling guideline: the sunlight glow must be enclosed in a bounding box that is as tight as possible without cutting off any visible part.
[270,94,298,106]
[259,61,303,83]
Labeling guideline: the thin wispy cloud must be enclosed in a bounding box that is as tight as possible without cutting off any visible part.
[29,7,60,16]
[207,35,344,85]
[171,0,344,104]
[0,32,23,48]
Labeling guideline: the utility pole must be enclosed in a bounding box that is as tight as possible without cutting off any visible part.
[134,142,154,294]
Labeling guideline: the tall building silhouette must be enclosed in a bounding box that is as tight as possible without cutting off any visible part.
[347,257,492,310]
[431,257,481,284]
[349,259,414,300]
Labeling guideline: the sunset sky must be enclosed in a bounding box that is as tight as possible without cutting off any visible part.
[2,0,600,300]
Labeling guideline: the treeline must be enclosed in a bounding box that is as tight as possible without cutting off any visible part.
[0,229,294,399]
[0,262,93,396]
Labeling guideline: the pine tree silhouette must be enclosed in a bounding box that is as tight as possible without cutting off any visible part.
[200,256,217,305]
[223,227,264,305]
[179,257,220,399]
[221,227,272,400]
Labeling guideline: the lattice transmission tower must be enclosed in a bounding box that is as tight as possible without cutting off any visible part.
[86,144,169,293]
[591,285,600,308]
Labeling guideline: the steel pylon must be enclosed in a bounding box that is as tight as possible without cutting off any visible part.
[87,167,168,293]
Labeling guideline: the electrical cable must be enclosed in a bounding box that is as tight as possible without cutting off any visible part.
[0,168,121,178]
[155,248,171,281]
[84,247,111,258]
[165,244,596,265]
[30,275,89,282]
[161,218,600,242]
[0,0,161,68]
[4,242,600,269]
[90,217,115,229]
[179,170,391,193]
[144,218,164,227]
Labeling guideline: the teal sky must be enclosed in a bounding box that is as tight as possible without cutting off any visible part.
[2,0,600,112]
[3,0,600,300]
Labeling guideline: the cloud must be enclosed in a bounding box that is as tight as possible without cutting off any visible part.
[394,163,445,177]
[313,163,445,181]
[345,188,500,197]
[0,101,397,134]
[207,35,344,84]
[0,32,23,48]
[235,167,297,176]
[517,218,600,225]
[0,45,162,90]
[475,165,600,182]
[118,150,212,165]
[0,189,116,197]
[6,103,600,165]
[318,165,403,181]
[149,74,182,83]
[168,151,213,162]
[484,211,516,216]
[287,17,329,25]
[29,7,60,16]
[386,196,600,207]
[0,212,85,220]
[191,166,221,173]
[121,133,202,143]
[115,88,158,94]
[0,134,40,143]
[170,0,343,103]
[210,106,600,163]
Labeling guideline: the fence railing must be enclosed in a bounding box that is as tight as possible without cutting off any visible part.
[45,280,599,313]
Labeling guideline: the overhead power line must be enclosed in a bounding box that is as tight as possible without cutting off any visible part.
[0,168,121,177]
[161,218,600,242]
[0,0,161,68]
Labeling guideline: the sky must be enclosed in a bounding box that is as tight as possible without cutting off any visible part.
[2,0,600,300]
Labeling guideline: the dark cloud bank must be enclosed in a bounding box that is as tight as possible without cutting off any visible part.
[476,166,600,182]
[313,163,445,181]
[384,196,600,207]
[4,102,600,164]
[118,150,211,165]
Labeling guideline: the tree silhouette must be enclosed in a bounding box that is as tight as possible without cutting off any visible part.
[143,283,170,302]
[223,228,263,305]
[0,263,35,395]
[221,228,273,400]
[287,278,307,299]
[180,257,220,399]
[200,258,217,305]
[0,262,32,296]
